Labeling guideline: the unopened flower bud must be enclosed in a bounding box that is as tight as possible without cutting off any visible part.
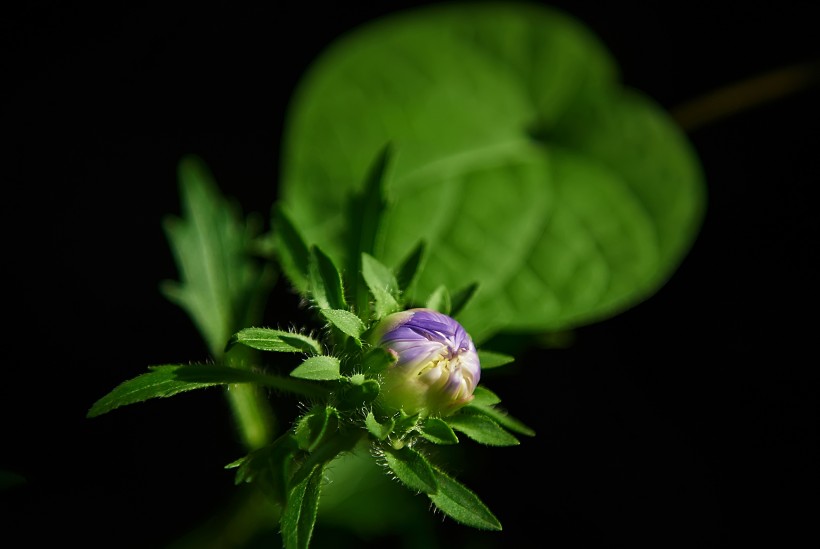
[371,308,480,416]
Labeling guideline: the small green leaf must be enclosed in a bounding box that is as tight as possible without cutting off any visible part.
[467,404,536,437]
[272,203,311,295]
[295,406,340,452]
[428,466,502,531]
[365,412,394,440]
[309,245,348,310]
[320,309,365,340]
[361,252,401,318]
[282,463,325,549]
[418,417,459,445]
[470,385,501,406]
[226,327,323,355]
[477,350,515,370]
[291,356,342,380]
[449,282,479,318]
[86,364,221,418]
[395,240,426,294]
[338,378,380,408]
[446,412,520,446]
[425,285,451,315]
[382,446,438,494]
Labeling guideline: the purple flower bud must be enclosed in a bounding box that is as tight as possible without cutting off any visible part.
[371,308,481,417]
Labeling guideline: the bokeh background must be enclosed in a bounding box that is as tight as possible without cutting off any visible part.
[3,1,817,547]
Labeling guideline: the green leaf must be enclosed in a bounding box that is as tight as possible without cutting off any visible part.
[394,240,426,295]
[365,411,394,440]
[418,417,459,445]
[470,385,501,407]
[309,245,348,310]
[361,347,397,376]
[445,412,520,447]
[382,446,438,494]
[86,364,222,418]
[295,406,340,452]
[338,378,380,409]
[428,466,502,531]
[272,203,311,295]
[477,350,515,370]
[424,285,450,315]
[279,2,705,344]
[282,463,325,549]
[449,282,479,318]
[226,433,298,505]
[226,327,323,355]
[361,252,401,318]
[161,155,273,357]
[320,309,365,341]
[290,356,342,381]
[467,403,536,437]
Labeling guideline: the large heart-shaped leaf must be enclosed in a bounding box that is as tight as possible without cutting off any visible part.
[279,2,705,343]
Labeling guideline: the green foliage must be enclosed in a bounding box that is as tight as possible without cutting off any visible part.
[476,350,516,370]
[278,1,705,343]
[428,466,503,531]
[382,446,438,494]
[226,327,323,355]
[290,356,342,381]
[446,410,521,447]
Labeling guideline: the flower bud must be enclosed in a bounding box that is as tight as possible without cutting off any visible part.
[371,308,481,417]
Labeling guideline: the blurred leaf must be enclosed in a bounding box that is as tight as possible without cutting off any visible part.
[428,466,502,531]
[449,282,479,318]
[226,434,299,505]
[272,203,311,295]
[418,417,459,445]
[394,240,426,295]
[0,470,26,491]
[226,327,322,355]
[446,411,520,446]
[477,350,515,370]
[382,446,438,494]
[290,356,342,381]
[425,285,451,315]
[361,252,401,318]
[281,463,324,549]
[466,401,536,437]
[161,155,274,357]
[279,2,705,344]
[309,246,348,310]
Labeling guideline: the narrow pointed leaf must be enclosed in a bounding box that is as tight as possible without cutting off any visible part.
[320,309,365,341]
[419,417,459,445]
[477,350,515,370]
[428,466,502,531]
[226,327,322,355]
[382,446,438,494]
[470,385,501,407]
[365,411,394,440]
[449,282,479,318]
[290,356,342,380]
[272,203,311,295]
[446,412,520,446]
[282,463,325,549]
[425,285,451,315]
[309,246,347,310]
[361,252,401,317]
[467,404,536,437]
[395,240,426,294]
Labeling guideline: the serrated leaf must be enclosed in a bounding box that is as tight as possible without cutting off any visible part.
[365,412,394,440]
[470,385,501,407]
[418,417,459,445]
[86,364,221,418]
[226,327,322,355]
[424,285,450,315]
[382,446,438,494]
[320,309,365,341]
[395,240,426,294]
[290,356,342,381]
[162,155,273,357]
[282,463,325,549]
[477,350,515,370]
[446,412,520,447]
[272,203,311,295]
[309,245,347,310]
[467,403,536,437]
[361,252,401,318]
[279,2,705,345]
[449,282,479,318]
[428,466,502,531]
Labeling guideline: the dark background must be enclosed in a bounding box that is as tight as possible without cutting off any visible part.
[2,1,817,547]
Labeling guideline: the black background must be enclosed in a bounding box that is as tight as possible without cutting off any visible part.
[2,1,817,547]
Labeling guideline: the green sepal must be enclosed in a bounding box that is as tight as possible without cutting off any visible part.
[365,411,394,440]
[476,350,515,370]
[281,462,325,549]
[446,410,520,446]
[418,417,459,445]
[272,203,311,296]
[309,245,348,310]
[295,405,340,452]
[382,445,438,494]
[361,252,401,318]
[226,327,322,355]
[290,356,342,381]
[428,466,502,531]
[425,285,451,315]
[225,433,299,506]
[320,309,365,342]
